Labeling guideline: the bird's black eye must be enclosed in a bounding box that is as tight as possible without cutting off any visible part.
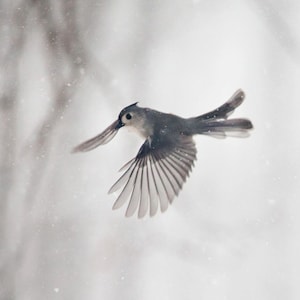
[125,113,132,120]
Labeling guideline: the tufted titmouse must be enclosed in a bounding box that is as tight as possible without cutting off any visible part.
[73,89,253,218]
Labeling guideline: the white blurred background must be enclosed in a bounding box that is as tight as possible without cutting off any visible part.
[1,0,300,299]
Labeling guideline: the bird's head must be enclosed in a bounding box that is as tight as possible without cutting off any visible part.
[117,102,150,138]
[73,102,150,153]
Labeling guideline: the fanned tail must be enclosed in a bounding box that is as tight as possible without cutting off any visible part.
[190,90,253,138]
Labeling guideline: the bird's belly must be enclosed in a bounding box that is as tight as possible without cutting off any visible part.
[126,125,152,139]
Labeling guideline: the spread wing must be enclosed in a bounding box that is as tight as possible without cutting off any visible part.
[108,135,197,218]
[72,120,120,152]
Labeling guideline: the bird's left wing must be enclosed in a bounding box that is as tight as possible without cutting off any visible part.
[72,120,120,152]
[108,135,197,218]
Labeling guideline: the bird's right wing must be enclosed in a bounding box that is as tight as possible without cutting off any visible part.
[108,135,197,218]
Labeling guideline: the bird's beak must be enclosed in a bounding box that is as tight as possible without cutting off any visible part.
[115,119,125,130]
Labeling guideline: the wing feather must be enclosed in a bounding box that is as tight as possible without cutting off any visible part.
[112,160,139,210]
[138,159,149,218]
[149,154,169,212]
[147,156,159,216]
[109,135,197,217]
[125,159,144,217]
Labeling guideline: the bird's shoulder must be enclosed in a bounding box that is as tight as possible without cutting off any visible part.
[144,109,187,136]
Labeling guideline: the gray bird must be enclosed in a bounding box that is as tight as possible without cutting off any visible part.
[73,89,253,218]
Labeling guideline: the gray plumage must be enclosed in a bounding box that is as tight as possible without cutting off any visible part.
[73,89,253,218]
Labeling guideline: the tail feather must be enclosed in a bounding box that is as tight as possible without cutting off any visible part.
[196,89,245,121]
[199,118,253,138]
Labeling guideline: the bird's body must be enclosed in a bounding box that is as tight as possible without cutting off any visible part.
[73,90,253,218]
[120,106,189,138]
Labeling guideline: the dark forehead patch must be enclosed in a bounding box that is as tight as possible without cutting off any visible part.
[119,102,138,118]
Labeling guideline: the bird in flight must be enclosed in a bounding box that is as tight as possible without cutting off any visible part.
[73,89,253,218]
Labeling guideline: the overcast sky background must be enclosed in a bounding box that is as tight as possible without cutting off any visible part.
[1,0,300,299]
